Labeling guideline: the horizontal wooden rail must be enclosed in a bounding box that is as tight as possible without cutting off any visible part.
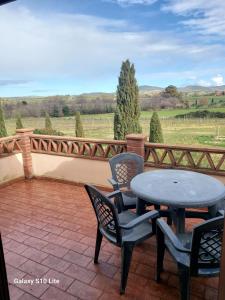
[144,142,225,176]
[30,134,127,160]
[0,135,22,155]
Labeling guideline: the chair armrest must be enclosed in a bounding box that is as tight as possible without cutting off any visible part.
[106,190,122,199]
[120,210,159,230]
[157,219,191,253]
[218,209,224,216]
[107,178,120,190]
[106,190,124,213]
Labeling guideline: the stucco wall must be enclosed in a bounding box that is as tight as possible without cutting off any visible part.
[31,153,225,187]
[0,154,24,184]
[32,153,112,187]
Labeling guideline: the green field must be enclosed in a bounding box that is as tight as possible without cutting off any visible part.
[5,107,225,148]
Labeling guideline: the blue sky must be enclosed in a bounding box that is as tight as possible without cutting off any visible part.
[0,0,225,96]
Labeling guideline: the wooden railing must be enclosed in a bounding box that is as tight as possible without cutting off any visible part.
[31,134,127,160]
[145,142,225,176]
[0,136,22,156]
[1,132,224,176]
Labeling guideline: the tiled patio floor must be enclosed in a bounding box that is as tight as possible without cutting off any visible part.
[0,179,219,300]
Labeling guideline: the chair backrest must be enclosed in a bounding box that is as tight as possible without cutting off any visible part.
[190,216,224,276]
[109,152,144,189]
[85,184,122,245]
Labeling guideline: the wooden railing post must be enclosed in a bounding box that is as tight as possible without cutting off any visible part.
[126,134,147,158]
[218,216,225,300]
[16,128,33,179]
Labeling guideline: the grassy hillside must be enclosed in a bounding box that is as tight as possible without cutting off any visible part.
[5,107,225,148]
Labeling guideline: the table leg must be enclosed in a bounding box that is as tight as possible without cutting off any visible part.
[208,204,218,218]
[136,198,146,215]
[175,208,185,234]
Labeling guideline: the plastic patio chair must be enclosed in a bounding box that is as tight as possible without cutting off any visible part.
[0,233,10,300]
[108,152,157,212]
[156,216,224,300]
[85,184,159,294]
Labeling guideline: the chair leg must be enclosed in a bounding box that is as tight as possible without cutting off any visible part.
[120,242,134,294]
[156,229,165,282]
[0,234,10,300]
[94,227,103,264]
[167,207,173,225]
[177,263,190,300]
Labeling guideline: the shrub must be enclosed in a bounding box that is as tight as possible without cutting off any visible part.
[33,128,64,136]
[149,112,164,143]
[16,114,23,129]
[75,111,84,137]
[45,112,52,130]
[0,102,7,137]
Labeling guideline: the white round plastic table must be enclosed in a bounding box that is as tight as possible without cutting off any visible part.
[130,169,225,233]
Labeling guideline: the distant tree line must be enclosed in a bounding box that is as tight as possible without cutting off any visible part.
[175,110,225,119]
[0,95,115,119]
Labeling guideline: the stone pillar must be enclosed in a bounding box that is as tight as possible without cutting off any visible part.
[16,128,33,179]
[126,134,147,158]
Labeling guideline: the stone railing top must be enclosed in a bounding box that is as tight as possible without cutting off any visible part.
[31,134,126,145]
[16,128,34,134]
[126,134,147,141]
[144,141,225,153]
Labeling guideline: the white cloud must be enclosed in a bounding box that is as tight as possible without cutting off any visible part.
[105,0,157,6]
[212,74,224,86]
[0,4,217,82]
[197,79,211,87]
[162,1,225,36]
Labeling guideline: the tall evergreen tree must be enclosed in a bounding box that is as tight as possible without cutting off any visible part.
[16,114,23,129]
[45,112,52,130]
[75,111,84,137]
[0,102,7,137]
[114,59,142,140]
[149,112,164,143]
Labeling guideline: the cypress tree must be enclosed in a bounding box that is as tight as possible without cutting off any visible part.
[114,59,142,140]
[45,112,52,130]
[149,112,164,143]
[0,102,7,137]
[16,114,23,129]
[75,111,84,137]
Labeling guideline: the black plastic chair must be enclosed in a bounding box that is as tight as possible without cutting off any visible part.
[156,216,224,300]
[85,184,159,294]
[0,234,10,300]
[108,152,155,212]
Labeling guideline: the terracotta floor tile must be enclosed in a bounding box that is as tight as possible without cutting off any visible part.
[0,180,220,300]
[87,261,118,278]
[14,274,49,298]
[42,233,67,246]
[63,250,92,267]
[41,255,71,273]
[6,265,26,284]
[21,247,49,263]
[64,263,96,284]
[44,269,74,291]
[18,293,39,300]
[6,231,30,243]
[23,237,48,250]
[42,243,69,258]
[60,229,85,241]
[19,260,49,277]
[5,239,29,254]
[40,286,77,300]
[9,284,24,300]
[62,239,89,253]
[67,280,102,300]
[5,251,28,268]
